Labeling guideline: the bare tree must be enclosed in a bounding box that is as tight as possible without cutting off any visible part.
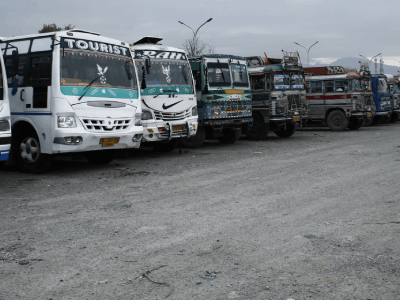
[183,35,215,57]
[38,24,75,33]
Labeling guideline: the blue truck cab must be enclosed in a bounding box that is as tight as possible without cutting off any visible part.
[371,75,391,124]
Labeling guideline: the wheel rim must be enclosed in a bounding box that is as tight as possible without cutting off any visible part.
[332,114,343,127]
[20,137,40,164]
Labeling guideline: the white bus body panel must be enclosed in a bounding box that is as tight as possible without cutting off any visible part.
[0,52,11,161]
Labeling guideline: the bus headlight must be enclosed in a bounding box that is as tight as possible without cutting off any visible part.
[141,111,152,120]
[58,116,77,128]
[192,106,198,116]
[0,120,10,131]
[135,112,142,126]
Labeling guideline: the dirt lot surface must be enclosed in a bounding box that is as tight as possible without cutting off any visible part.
[1,124,399,300]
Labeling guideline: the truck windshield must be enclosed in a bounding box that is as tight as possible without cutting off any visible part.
[274,74,290,90]
[61,50,137,90]
[137,60,192,86]
[207,62,231,87]
[291,75,304,89]
[354,79,371,91]
[377,78,388,93]
[231,64,249,87]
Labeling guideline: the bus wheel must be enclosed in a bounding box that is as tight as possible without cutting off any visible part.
[84,150,115,165]
[362,116,374,127]
[389,112,398,123]
[153,139,179,152]
[218,128,241,144]
[274,123,297,137]
[246,114,269,140]
[18,131,53,173]
[326,110,349,131]
[181,126,205,148]
[348,117,363,130]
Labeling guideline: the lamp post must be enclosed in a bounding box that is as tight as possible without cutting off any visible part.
[178,18,212,56]
[294,41,319,67]
[359,53,381,74]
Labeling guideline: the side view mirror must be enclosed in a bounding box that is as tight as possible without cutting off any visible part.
[12,50,19,76]
[145,57,151,75]
[141,66,147,90]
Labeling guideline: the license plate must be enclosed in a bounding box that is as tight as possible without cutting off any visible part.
[172,125,186,131]
[293,116,300,121]
[99,137,120,147]
[367,112,372,117]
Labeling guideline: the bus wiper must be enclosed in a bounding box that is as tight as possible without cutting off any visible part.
[78,76,99,100]
[153,89,177,98]
[217,59,226,82]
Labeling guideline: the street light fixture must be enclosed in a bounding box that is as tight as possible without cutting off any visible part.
[359,53,381,74]
[178,18,213,56]
[294,41,319,67]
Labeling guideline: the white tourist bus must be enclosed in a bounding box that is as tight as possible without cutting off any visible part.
[131,37,198,151]
[0,29,143,172]
[0,47,11,161]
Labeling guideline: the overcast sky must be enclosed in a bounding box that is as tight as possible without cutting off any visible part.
[2,0,400,67]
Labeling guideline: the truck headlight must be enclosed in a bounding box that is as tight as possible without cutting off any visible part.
[135,112,142,126]
[192,106,198,116]
[141,111,152,120]
[58,116,77,128]
[0,120,10,131]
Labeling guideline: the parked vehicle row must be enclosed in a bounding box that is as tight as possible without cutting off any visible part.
[0,29,397,173]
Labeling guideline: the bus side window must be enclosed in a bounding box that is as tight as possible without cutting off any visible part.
[306,81,311,93]
[335,80,345,92]
[28,53,52,108]
[324,81,334,93]
[311,81,322,93]
[5,55,27,88]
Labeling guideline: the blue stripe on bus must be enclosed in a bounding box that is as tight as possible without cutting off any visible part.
[11,113,52,116]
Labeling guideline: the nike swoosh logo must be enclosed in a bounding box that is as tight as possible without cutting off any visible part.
[162,100,183,110]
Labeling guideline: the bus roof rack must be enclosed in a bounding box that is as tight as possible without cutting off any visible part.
[133,37,163,45]
[66,29,101,36]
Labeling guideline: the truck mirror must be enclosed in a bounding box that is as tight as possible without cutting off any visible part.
[145,57,151,75]
[12,50,19,76]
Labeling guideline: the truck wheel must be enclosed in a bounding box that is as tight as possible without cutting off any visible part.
[326,110,349,131]
[17,130,53,173]
[274,123,297,137]
[381,115,391,124]
[348,117,363,130]
[246,114,269,140]
[181,126,206,148]
[371,115,382,126]
[84,150,115,164]
[362,116,373,127]
[218,128,241,144]
[153,139,179,152]
[389,112,398,123]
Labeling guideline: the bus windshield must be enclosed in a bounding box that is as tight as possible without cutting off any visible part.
[291,75,304,89]
[231,64,249,87]
[137,60,192,86]
[60,50,137,90]
[207,62,231,87]
[274,74,290,90]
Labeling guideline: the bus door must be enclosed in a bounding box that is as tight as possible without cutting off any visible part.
[308,80,324,118]
[0,49,11,161]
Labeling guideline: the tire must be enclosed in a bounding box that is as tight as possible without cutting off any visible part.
[348,117,363,130]
[362,116,374,127]
[181,126,206,148]
[371,115,382,126]
[16,130,54,173]
[153,139,179,152]
[245,113,269,140]
[326,110,349,131]
[389,112,398,123]
[274,123,297,138]
[218,128,241,144]
[381,115,391,124]
[84,150,115,165]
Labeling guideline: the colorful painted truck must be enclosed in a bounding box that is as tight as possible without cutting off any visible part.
[1,29,143,172]
[131,37,198,151]
[386,74,399,123]
[245,52,306,139]
[181,54,252,147]
[370,74,392,124]
[0,44,12,161]
[303,65,373,130]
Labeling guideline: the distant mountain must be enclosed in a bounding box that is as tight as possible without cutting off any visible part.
[311,57,399,75]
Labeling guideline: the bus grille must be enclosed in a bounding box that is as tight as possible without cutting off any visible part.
[154,109,191,121]
[80,118,132,132]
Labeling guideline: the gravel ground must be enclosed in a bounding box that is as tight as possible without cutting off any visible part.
[0,123,399,300]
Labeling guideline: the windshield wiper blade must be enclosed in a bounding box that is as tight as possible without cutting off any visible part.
[153,89,177,98]
[78,76,100,100]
